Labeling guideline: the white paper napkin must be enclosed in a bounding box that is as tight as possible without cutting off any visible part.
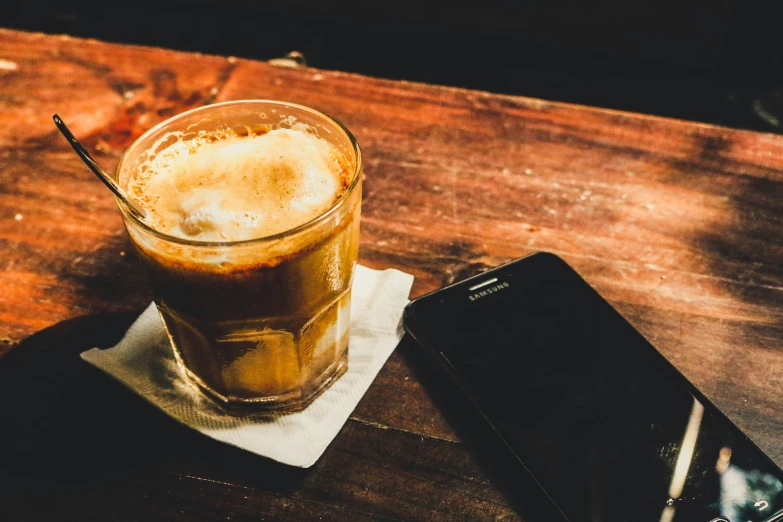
[81,265,414,468]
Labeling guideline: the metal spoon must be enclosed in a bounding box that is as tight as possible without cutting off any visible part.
[53,114,148,221]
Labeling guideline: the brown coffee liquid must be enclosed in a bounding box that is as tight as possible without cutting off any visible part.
[124,125,360,410]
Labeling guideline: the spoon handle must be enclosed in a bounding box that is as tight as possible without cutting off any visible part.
[53,115,148,221]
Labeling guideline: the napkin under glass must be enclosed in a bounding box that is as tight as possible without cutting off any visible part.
[81,265,414,468]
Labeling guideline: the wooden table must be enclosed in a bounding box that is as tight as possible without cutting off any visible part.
[1,29,782,521]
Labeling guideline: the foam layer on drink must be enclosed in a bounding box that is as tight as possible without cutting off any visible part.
[128,127,348,242]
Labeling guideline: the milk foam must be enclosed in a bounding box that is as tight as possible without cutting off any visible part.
[128,128,346,242]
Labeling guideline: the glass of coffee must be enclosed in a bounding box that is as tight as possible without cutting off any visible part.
[115,100,362,413]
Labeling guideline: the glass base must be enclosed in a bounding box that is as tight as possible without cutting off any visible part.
[176,348,348,414]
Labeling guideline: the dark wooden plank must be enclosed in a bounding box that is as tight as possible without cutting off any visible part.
[4,469,398,522]
[352,348,458,443]
[0,315,525,522]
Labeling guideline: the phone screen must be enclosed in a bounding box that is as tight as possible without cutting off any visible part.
[406,254,783,522]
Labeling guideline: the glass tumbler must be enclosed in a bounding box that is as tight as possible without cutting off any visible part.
[115,100,362,412]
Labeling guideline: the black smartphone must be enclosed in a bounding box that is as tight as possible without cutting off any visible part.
[403,252,783,522]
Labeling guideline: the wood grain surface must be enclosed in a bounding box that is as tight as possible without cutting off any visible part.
[1,28,782,521]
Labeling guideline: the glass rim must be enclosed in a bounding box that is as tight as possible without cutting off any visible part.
[115,99,362,247]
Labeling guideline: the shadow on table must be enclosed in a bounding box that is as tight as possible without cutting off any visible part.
[670,132,783,331]
[0,313,309,498]
[396,334,566,522]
